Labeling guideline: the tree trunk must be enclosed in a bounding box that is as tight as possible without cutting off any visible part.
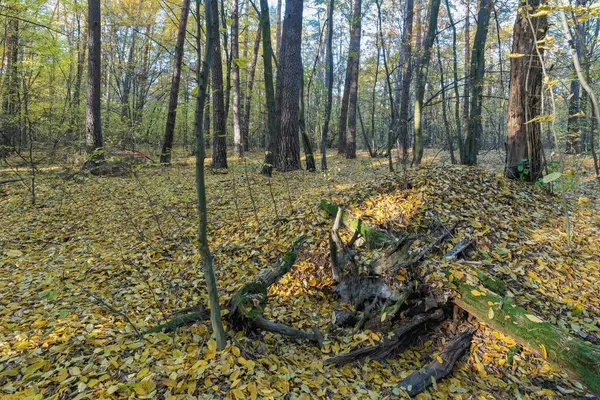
[1,17,20,152]
[446,0,464,163]
[194,0,227,350]
[566,79,581,154]
[436,41,456,164]
[274,0,303,172]
[345,0,361,159]
[86,0,104,161]
[412,0,441,165]
[320,0,334,170]
[463,0,471,135]
[210,0,228,169]
[242,27,261,152]
[121,28,137,120]
[259,0,278,176]
[134,23,152,126]
[300,65,316,171]
[505,0,547,181]
[232,0,243,156]
[463,0,491,165]
[395,0,414,170]
[160,0,191,164]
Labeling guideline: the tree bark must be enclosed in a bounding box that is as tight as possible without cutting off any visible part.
[300,65,316,171]
[463,0,491,165]
[320,0,334,170]
[210,0,228,169]
[259,0,278,176]
[232,0,243,156]
[160,0,191,164]
[194,0,227,350]
[242,27,261,152]
[412,0,442,165]
[86,0,104,161]
[345,0,361,159]
[505,0,547,181]
[274,0,303,172]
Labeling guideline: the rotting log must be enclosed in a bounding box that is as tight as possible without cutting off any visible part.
[321,206,600,393]
[397,328,474,397]
[324,309,445,366]
[319,200,390,248]
[143,308,209,334]
[454,281,600,393]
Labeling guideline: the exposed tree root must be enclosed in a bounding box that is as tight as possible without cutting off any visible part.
[321,199,600,395]
[397,328,474,397]
[145,237,323,346]
[324,309,445,367]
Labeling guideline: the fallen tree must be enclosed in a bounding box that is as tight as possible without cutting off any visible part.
[321,199,600,395]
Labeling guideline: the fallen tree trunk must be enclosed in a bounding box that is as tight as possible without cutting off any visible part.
[321,203,600,394]
[455,281,600,393]
[397,329,474,397]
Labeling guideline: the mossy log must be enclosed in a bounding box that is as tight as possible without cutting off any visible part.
[143,308,209,334]
[319,200,390,248]
[455,281,600,393]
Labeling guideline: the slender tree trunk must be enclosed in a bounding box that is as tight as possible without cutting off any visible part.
[232,0,242,156]
[320,0,334,170]
[160,0,191,164]
[566,79,581,154]
[276,0,283,57]
[86,0,104,161]
[412,0,441,165]
[436,40,456,163]
[463,0,491,165]
[1,17,20,151]
[275,0,304,171]
[395,0,414,170]
[210,0,228,168]
[242,28,261,152]
[300,65,316,171]
[134,23,151,126]
[345,0,362,159]
[371,15,380,156]
[194,0,227,350]
[445,0,464,162]
[505,0,547,181]
[122,28,136,120]
[463,0,471,134]
[260,0,278,176]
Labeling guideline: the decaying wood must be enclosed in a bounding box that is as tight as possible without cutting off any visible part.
[252,317,323,346]
[444,238,473,261]
[143,307,210,334]
[453,281,600,394]
[0,178,22,185]
[397,328,474,397]
[329,207,356,282]
[320,199,390,248]
[324,309,445,366]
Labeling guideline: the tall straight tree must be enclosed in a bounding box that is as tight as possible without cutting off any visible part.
[337,0,362,156]
[193,0,227,350]
[160,0,191,164]
[320,0,334,170]
[505,0,548,181]
[210,0,228,168]
[86,0,104,163]
[463,0,471,134]
[275,0,303,171]
[259,0,278,176]
[412,0,441,165]
[231,0,242,156]
[345,0,361,159]
[463,0,491,165]
[242,27,261,152]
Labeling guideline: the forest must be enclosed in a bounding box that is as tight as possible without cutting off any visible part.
[1,0,600,397]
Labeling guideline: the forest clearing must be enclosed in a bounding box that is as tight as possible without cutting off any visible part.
[1,150,600,399]
[2,0,600,397]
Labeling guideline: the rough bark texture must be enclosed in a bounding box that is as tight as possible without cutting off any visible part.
[463,0,491,165]
[210,0,228,169]
[299,68,316,171]
[160,0,191,164]
[259,0,278,176]
[412,0,441,165]
[397,330,473,397]
[395,0,414,169]
[505,0,547,181]
[275,0,303,172]
[345,0,362,159]
[86,0,104,160]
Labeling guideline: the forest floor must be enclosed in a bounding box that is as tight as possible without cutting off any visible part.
[1,148,599,399]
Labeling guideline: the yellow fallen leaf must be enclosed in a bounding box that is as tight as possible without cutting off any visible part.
[488,307,495,320]
[5,249,23,258]
[436,356,444,364]
[525,314,544,323]
[471,289,484,297]
[578,197,590,205]
[540,343,548,359]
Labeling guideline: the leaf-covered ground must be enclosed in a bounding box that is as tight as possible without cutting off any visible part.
[1,150,599,399]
